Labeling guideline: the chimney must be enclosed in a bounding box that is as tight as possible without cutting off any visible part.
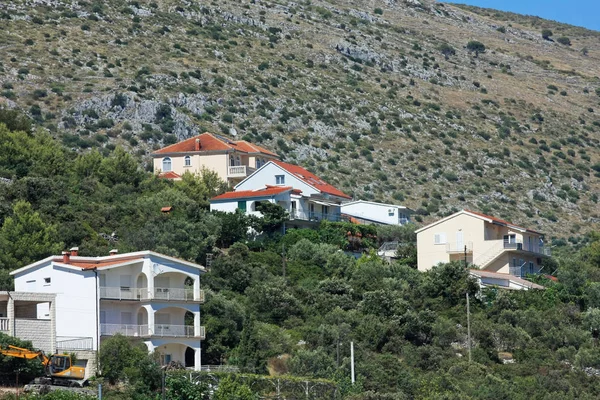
[194,138,201,151]
[70,247,79,256]
[62,251,70,264]
[109,249,119,256]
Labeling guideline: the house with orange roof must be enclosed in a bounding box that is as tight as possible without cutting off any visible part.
[151,132,279,184]
[10,248,206,377]
[210,160,351,224]
[416,210,552,289]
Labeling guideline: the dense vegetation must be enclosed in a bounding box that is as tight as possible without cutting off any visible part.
[1,120,600,399]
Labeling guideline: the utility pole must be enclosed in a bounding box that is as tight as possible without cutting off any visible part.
[466,292,472,363]
[350,341,355,384]
[464,245,468,269]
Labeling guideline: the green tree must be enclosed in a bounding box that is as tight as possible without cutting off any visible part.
[466,40,486,56]
[99,334,160,387]
[98,146,143,187]
[0,332,44,384]
[0,109,32,132]
[556,36,571,46]
[541,29,553,40]
[438,43,456,59]
[0,201,62,271]
[214,376,256,400]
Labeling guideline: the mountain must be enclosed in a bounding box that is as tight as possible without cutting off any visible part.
[1,0,599,238]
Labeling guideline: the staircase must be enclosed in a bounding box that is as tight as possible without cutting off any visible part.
[472,241,506,269]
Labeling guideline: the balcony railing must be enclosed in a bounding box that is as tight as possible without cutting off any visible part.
[100,324,205,339]
[227,165,255,178]
[0,318,9,332]
[503,241,551,256]
[100,287,204,302]
[56,336,94,351]
[290,210,341,222]
[446,241,473,254]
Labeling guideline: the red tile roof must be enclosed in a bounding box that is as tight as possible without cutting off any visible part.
[158,171,181,179]
[211,186,293,201]
[465,209,541,234]
[272,160,351,199]
[152,133,279,157]
[234,141,279,157]
[54,256,145,269]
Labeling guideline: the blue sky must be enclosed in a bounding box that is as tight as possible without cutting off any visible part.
[445,1,600,31]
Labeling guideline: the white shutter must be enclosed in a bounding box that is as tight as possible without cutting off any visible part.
[434,233,446,244]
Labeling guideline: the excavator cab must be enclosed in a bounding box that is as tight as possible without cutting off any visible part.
[48,355,70,374]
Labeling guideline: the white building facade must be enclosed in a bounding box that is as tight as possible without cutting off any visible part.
[341,200,413,225]
[211,160,351,224]
[11,249,205,376]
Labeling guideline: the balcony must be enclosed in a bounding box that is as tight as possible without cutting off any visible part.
[503,241,551,256]
[100,324,205,339]
[227,165,256,178]
[290,210,342,223]
[446,242,473,254]
[100,287,205,302]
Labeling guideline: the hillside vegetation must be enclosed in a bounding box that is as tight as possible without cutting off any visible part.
[0,0,599,240]
[1,120,600,399]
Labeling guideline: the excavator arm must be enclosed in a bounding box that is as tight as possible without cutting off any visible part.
[0,345,49,365]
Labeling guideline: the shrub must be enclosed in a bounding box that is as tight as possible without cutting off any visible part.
[541,29,553,40]
[374,8,383,15]
[496,26,506,33]
[556,36,571,46]
[438,43,455,59]
[466,41,486,55]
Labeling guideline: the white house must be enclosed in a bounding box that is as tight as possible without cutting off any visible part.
[341,200,413,225]
[210,160,351,224]
[10,248,206,376]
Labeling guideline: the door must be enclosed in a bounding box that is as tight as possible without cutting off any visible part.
[456,231,464,252]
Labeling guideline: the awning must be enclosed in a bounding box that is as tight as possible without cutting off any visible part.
[310,200,339,207]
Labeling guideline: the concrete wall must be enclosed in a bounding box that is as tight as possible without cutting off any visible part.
[154,153,229,181]
[417,213,485,271]
[341,202,410,225]
[235,163,318,196]
[15,319,52,353]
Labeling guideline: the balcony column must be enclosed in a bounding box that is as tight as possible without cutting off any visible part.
[147,306,155,335]
[194,347,201,371]
[7,296,14,336]
[194,311,201,337]
[193,275,201,301]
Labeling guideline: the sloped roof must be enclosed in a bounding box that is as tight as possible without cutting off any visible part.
[272,160,351,199]
[415,209,542,235]
[470,269,545,290]
[11,251,205,275]
[152,132,279,157]
[464,209,541,234]
[211,186,293,201]
[158,171,181,179]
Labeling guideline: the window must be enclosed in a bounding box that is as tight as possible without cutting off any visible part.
[433,233,447,245]
[529,261,535,274]
[237,201,247,212]
[388,209,395,216]
[184,156,191,167]
[275,175,285,185]
[44,277,51,285]
[162,157,172,172]
[503,234,516,244]
[120,275,132,291]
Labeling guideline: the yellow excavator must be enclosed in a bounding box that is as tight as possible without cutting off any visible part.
[0,345,87,387]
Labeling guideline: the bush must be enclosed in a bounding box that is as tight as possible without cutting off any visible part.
[541,29,553,40]
[438,43,455,58]
[556,36,571,46]
[466,41,486,55]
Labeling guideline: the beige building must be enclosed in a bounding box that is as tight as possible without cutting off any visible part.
[151,132,279,184]
[416,210,551,283]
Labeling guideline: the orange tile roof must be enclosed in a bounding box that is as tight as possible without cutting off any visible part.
[211,186,293,201]
[152,132,278,157]
[272,160,351,199]
[54,256,144,269]
[158,171,181,179]
[234,141,279,157]
[465,209,541,234]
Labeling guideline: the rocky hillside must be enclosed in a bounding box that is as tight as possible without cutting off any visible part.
[1,0,599,239]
